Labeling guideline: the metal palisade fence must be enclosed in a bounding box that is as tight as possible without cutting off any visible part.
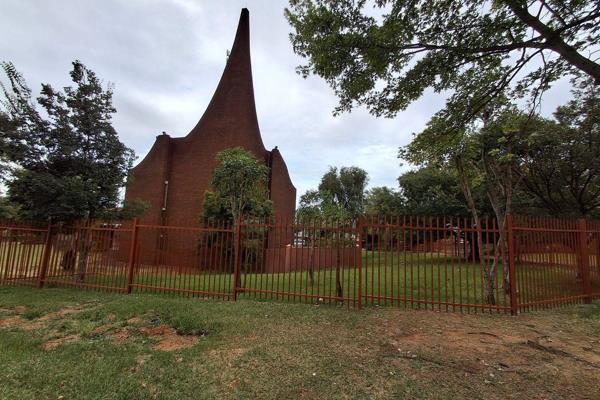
[0,215,598,314]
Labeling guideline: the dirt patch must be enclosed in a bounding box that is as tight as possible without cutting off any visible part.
[38,306,83,321]
[42,334,80,351]
[109,328,131,345]
[0,315,46,331]
[0,316,24,328]
[1,306,88,332]
[363,309,600,398]
[0,306,26,314]
[139,325,199,351]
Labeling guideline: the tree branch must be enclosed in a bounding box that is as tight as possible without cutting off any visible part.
[504,0,600,83]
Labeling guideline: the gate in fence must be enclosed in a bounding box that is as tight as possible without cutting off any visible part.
[1,215,598,313]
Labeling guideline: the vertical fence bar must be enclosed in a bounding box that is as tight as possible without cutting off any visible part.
[356,218,362,309]
[36,223,53,289]
[506,214,518,315]
[577,218,592,304]
[233,218,243,301]
[126,218,139,294]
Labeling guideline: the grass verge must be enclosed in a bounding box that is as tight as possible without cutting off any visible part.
[0,286,599,399]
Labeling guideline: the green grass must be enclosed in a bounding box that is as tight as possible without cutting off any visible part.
[0,286,599,399]
[41,251,513,309]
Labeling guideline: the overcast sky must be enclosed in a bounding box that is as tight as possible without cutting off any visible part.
[0,0,573,201]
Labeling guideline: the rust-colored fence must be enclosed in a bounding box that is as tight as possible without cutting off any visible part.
[1,215,598,313]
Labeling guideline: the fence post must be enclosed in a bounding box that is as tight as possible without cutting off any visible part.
[233,218,243,301]
[36,223,53,289]
[506,214,518,315]
[126,218,139,294]
[577,218,592,304]
[356,218,362,309]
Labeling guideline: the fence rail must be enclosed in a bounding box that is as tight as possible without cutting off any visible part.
[0,214,598,313]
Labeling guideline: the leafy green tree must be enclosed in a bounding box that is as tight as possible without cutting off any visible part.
[1,60,136,282]
[0,196,19,219]
[203,147,272,224]
[286,0,600,131]
[522,76,600,217]
[203,147,272,282]
[364,186,403,217]
[287,0,600,304]
[397,167,485,217]
[0,61,135,222]
[296,166,368,299]
[297,166,369,220]
[403,107,575,303]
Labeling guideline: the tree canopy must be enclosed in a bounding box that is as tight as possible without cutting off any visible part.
[203,147,272,223]
[286,0,600,132]
[522,77,600,217]
[364,186,403,216]
[403,76,600,219]
[0,61,136,222]
[398,167,479,217]
[297,166,368,220]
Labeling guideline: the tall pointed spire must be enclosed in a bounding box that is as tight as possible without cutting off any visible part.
[185,8,266,153]
[126,8,295,231]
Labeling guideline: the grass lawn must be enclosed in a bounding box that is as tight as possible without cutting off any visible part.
[2,246,593,311]
[55,251,587,310]
[0,286,599,400]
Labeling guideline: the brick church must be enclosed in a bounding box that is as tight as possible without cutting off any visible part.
[125,8,296,225]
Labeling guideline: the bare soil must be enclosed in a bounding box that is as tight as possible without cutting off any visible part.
[139,325,199,351]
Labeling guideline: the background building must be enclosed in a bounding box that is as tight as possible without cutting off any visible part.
[125,8,296,226]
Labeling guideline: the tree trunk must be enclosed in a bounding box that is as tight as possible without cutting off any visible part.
[496,217,511,294]
[482,151,514,296]
[233,216,243,290]
[455,156,493,303]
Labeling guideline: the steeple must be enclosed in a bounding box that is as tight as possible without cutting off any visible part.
[185,8,266,153]
[125,8,295,229]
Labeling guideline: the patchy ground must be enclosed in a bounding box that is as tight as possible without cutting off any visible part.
[0,304,200,353]
[0,286,598,400]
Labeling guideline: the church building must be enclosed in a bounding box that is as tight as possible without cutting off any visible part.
[125,8,296,225]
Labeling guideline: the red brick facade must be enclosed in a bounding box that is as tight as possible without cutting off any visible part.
[125,8,296,225]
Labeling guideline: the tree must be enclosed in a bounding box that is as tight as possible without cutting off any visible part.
[297,166,369,220]
[0,63,40,184]
[364,186,403,216]
[203,147,272,282]
[0,196,19,219]
[522,76,600,217]
[397,167,487,217]
[1,60,136,282]
[296,166,368,298]
[203,147,272,224]
[286,1,600,132]
[401,107,525,304]
[1,61,135,221]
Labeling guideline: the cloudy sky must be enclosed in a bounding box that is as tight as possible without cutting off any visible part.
[0,0,573,201]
